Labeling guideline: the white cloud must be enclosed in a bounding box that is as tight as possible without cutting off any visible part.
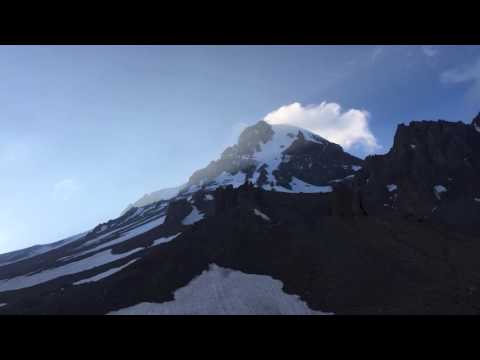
[52,178,81,201]
[441,58,480,84]
[421,45,438,57]
[264,102,380,154]
[441,57,480,100]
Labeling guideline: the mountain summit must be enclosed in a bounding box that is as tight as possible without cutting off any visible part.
[183,120,363,194]
[123,120,363,210]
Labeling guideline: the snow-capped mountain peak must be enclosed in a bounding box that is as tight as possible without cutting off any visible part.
[183,120,362,194]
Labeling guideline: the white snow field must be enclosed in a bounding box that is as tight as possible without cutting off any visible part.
[182,206,204,225]
[207,171,247,190]
[0,247,143,293]
[107,264,333,315]
[254,209,271,221]
[0,303,6,308]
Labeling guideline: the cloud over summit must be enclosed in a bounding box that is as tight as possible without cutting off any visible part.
[264,102,380,154]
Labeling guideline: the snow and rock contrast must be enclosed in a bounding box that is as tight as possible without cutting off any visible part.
[121,186,183,215]
[183,121,362,194]
[473,112,480,133]
[108,264,330,315]
[1,114,480,315]
[354,117,480,224]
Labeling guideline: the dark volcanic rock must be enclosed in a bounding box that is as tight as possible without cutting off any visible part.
[275,132,362,188]
[330,183,367,217]
[2,185,480,315]
[356,119,480,224]
[164,199,192,227]
[472,112,480,131]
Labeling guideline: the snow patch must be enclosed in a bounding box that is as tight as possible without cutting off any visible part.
[410,144,416,149]
[271,177,332,194]
[208,171,246,190]
[433,185,447,200]
[386,184,398,192]
[107,264,332,315]
[0,247,143,293]
[72,233,181,285]
[73,259,138,285]
[151,233,182,247]
[182,206,204,225]
[76,215,167,257]
[475,123,480,133]
[352,165,362,171]
[474,198,480,203]
[0,303,6,308]
[204,194,214,201]
[129,186,181,208]
[254,209,271,221]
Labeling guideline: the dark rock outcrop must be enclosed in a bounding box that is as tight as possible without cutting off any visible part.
[164,199,192,227]
[355,119,480,224]
[472,112,480,131]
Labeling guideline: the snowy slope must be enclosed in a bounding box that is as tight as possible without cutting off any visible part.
[121,185,183,215]
[108,264,332,315]
[0,232,87,267]
[0,247,143,292]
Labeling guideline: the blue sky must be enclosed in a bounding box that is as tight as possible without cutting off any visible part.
[1,45,479,253]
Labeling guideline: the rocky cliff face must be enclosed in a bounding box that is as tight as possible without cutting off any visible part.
[354,118,480,224]
[472,112,480,133]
